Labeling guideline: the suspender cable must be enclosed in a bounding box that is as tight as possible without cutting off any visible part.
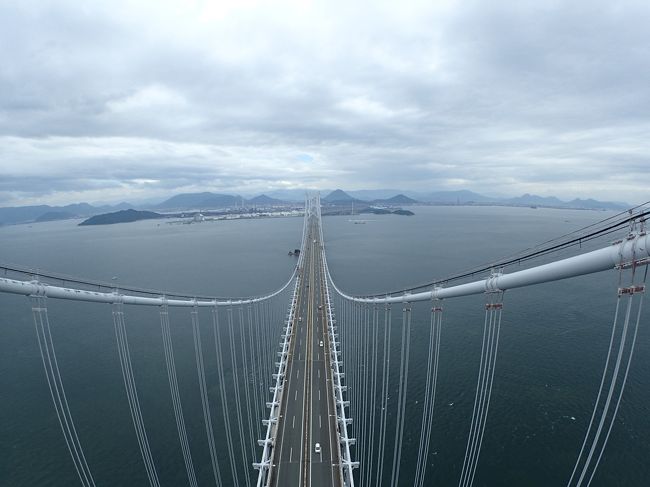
[360,305,370,487]
[111,302,159,487]
[253,302,266,420]
[228,305,252,486]
[376,304,392,487]
[248,304,262,442]
[212,305,240,485]
[390,304,412,487]
[30,295,96,487]
[159,301,197,487]
[459,292,504,487]
[366,305,380,487]
[567,262,648,487]
[190,304,223,487]
[355,303,362,442]
[414,303,444,487]
[259,300,270,407]
[586,265,647,486]
[239,305,257,465]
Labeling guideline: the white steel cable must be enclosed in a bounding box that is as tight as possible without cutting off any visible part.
[586,280,645,486]
[30,296,96,487]
[366,305,380,487]
[459,302,492,487]
[376,305,392,487]
[228,305,252,487]
[360,305,370,486]
[247,304,262,443]
[568,264,648,486]
[239,306,257,465]
[111,302,160,487]
[159,303,197,487]
[419,306,443,487]
[414,304,443,487]
[190,305,223,487]
[459,294,503,487]
[468,301,503,487]
[390,305,412,487]
[212,305,240,485]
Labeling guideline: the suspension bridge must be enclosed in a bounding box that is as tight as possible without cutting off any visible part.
[0,195,648,486]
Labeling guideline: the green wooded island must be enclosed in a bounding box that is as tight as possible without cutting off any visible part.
[79,209,164,226]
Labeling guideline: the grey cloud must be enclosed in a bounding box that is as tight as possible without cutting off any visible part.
[0,0,649,206]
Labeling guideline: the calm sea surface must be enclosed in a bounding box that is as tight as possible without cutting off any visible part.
[1,206,648,486]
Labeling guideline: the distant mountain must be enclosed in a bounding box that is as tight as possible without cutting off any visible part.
[323,189,367,205]
[0,202,130,225]
[263,189,311,202]
[248,194,286,206]
[373,194,419,205]
[566,198,628,210]
[503,193,565,207]
[199,194,244,208]
[0,205,52,224]
[35,211,76,222]
[157,192,243,210]
[347,189,407,200]
[157,192,215,209]
[79,209,163,226]
[422,190,496,204]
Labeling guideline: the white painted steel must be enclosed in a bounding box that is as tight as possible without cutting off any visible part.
[315,193,358,487]
[254,198,310,487]
[0,265,297,307]
[329,233,649,304]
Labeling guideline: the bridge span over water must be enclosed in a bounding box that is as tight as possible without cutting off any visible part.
[1,196,649,487]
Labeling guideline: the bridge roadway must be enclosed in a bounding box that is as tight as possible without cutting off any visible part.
[271,217,341,487]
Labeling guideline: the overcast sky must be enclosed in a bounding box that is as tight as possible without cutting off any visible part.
[1,0,648,206]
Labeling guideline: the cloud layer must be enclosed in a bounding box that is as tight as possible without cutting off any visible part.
[1,0,649,205]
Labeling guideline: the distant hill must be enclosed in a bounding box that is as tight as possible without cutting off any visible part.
[566,198,628,210]
[323,189,367,205]
[0,189,631,225]
[0,202,132,225]
[79,209,163,226]
[422,190,496,204]
[503,193,565,207]
[199,194,244,208]
[347,189,407,200]
[35,211,76,222]
[360,208,415,216]
[157,192,247,210]
[248,194,286,206]
[373,194,419,205]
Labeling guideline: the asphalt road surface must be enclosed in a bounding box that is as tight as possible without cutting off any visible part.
[271,217,341,487]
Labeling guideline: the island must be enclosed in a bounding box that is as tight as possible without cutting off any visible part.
[359,208,414,216]
[79,209,164,226]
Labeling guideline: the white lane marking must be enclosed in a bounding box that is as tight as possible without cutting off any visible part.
[319,415,322,429]
[317,352,320,360]
[318,369,320,379]
[290,447,293,463]
[293,415,296,429]
[297,368,300,379]
[319,389,321,401]
[299,353,301,360]
[295,390,297,401]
